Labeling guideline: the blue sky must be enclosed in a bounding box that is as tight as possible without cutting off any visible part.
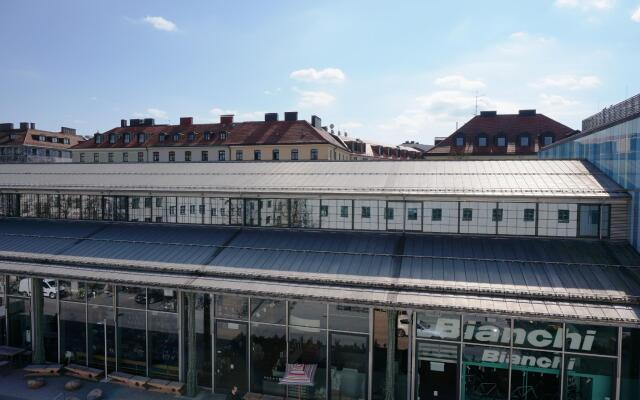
[1,0,639,145]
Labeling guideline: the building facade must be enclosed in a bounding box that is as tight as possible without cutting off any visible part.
[427,110,577,159]
[71,113,352,163]
[540,93,640,252]
[1,161,639,400]
[0,122,83,163]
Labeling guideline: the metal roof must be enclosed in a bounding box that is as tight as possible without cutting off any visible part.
[0,160,626,198]
[1,219,640,325]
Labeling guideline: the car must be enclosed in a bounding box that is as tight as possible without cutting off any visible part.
[18,278,64,299]
[134,291,164,305]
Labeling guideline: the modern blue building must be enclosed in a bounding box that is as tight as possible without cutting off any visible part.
[540,93,640,251]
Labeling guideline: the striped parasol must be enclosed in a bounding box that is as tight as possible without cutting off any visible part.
[279,363,317,386]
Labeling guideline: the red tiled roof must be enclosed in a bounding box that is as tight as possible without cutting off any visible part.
[72,120,348,150]
[426,112,577,156]
[0,128,83,149]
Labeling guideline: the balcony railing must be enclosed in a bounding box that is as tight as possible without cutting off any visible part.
[582,93,640,133]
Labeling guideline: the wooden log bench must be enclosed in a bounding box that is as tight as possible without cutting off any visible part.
[109,371,150,389]
[64,364,104,381]
[147,378,184,395]
[24,363,63,377]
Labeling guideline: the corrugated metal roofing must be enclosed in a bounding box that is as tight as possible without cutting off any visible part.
[0,160,626,197]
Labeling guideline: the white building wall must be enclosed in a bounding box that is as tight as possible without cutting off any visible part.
[423,201,458,233]
[320,199,352,230]
[538,203,578,237]
[497,202,537,236]
[354,200,383,231]
[206,197,230,225]
[459,201,495,234]
[404,201,422,231]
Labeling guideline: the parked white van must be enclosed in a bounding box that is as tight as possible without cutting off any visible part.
[18,279,64,298]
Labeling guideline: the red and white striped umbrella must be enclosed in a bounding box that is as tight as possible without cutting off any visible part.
[279,363,317,386]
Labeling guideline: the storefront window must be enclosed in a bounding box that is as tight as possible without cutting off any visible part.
[215,320,248,394]
[7,275,30,297]
[216,294,248,320]
[87,305,115,371]
[513,320,563,351]
[60,300,86,364]
[8,297,31,349]
[289,326,327,400]
[87,282,113,306]
[195,293,212,387]
[330,332,368,400]
[147,288,177,312]
[329,304,369,333]
[372,309,409,400]
[117,308,146,375]
[43,294,58,362]
[59,280,85,302]
[462,345,509,400]
[0,276,5,345]
[417,312,460,341]
[148,311,179,379]
[251,323,286,396]
[416,341,459,400]
[563,354,616,400]
[117,286,146,310]
[251,298,285,325]
[510,349,561,400]
[289,300,327,329]
[621,327,640,399]
[463,315,511,346]
[565,323,617,356]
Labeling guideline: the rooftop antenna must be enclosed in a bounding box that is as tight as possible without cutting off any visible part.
[474,91,486,116]
[330,123,335,134]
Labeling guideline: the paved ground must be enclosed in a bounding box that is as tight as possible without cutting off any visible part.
[0,369,224,400]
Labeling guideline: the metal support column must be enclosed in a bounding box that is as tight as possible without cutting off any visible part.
[186,292,198,397]
[31,277,45,364]
[385,309,398,400]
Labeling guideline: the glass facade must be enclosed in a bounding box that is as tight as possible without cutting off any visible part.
[540,114,640,250]
[1,275,637,400]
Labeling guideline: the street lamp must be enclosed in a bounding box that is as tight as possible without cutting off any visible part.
[96,318,110,382]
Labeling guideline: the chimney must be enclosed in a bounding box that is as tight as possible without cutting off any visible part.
[0,123,14,131]
[311,115,322,128]
[30,123,36,129]
[120,119,127,128]
[220,114,234,124]
[480,111,497,117]
[264,113,278,122]
[180,117,193,126]
[284,111,298,122]
[519,109,536,116]
[19,122,29,130]
[61,127,76,135]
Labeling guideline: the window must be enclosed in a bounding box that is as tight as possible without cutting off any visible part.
[220,132,227,140]
[189,205,196,214]
[95,135,103,144]
[272,149,279,160]
[138,133,145,143]
[108,153,114,163]
[80,153,85,163]
[385,207,394,220]
[254,150,261,160]
[361,206,371,218]
[137,152,144,162]
[124,133,130,144]
[407,208,418,220]
[169,206,176,215]
[201,151,208,161]
[158,134,165,143]
[204,132,210,140]
[173,134,180,142]
[131,198,140,209]
[169,151,175,162]
[542,135,554,146]
[155,216,163,223]
[187,132,195,141]
[109,134,116,144]
[519,135,530,147]
[180,205,186,215]
[455,136,464,147]
[235,150,243,160]
[291,149,299,160]
[185,151,191,162]
[320,205,329,217]
[156,198,162,207]
[340,206,349,218]
[478,136,488,147]
[431,208,442,221]
[122,153,128,162]
[492,208,503,222]
[218,150,226,161]
[211,208,217,217]
[462,208,473,221]
[558,209,570,223]
[496,136,506,147]
[524,208,535,221]
[153,152,159,162]
[310,149,318,160]
[93,153,99,162]
[144,197,152,208]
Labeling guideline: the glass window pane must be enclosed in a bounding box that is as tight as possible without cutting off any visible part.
[251,323,286,396]
[330,332,368,400]
[147,288,177,312]
[87,305,115,371]
[622,327,640,399]
[87,282,114,306]
[565,323,617,356]
[60,300,86,365]
[251,298,285,325]
[510,349,561,400]
[117,286,146,309]
[462,345,509,400]
[289,326,327,400]
[416,312,460,341]
[195,294,212,387]
[563,354,616,400]
[329,304,369,333]
[416,341,459,400]
[59,280,85,302]
[513,320,563,351]
[0,277,5,345]
[290,301,327,329]
[8,275,30,297]
[117,308,146,375]
[8,297,31,349]
[216,294,249,320]
[463,315,511,346]
[215,320,248,394]
[44,294,58,362]
[149,311,179,380]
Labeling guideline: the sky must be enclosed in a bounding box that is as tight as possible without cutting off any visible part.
[1,0,639,145]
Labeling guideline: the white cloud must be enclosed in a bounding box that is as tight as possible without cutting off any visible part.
[632,6,640,21]
[209,108,264,122]
[294,88,335,108]
[532,74,601,90]
[134,108,168,119]
[539,94,579,107]
[142,16,177,32]
[263,88,282,95]
[554,0,614,10]
[290,68,346,83]
[434,75,486,91]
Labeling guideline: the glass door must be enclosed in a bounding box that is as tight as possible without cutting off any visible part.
[215,320,248,394]
[415,341,459,400]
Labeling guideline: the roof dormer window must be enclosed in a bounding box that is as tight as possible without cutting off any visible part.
[138,132,145,143]
[95,134,103,144]
[220,131,228,140]
[541,133,554,147]
[519,134,530,147]
[173,133,180,142]
[204,132,211,140]
[188,132,195,141]
[109,134,116,144]
[477,134,488,147]
[159,133,165,142]
[123,133,130,144]
[495,135,507,147]
[454,135,464,147]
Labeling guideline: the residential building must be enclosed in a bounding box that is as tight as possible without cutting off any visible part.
[400,141,433,155]
[0,122,83,163]
[540,92,640,252]
[71,113,352,163]
[426,110,577,159]
[345,138,422,160]
[1,160,639,399]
